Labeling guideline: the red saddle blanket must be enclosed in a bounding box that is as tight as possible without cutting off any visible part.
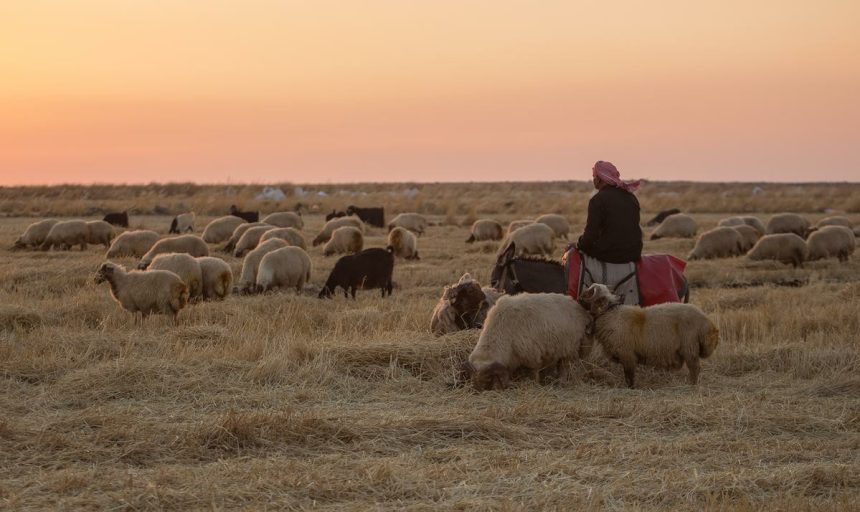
[565,248,687,306]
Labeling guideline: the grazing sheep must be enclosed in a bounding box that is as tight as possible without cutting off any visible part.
[323,226,364,256]
[746,233,808,267]
[262,211,304,230]
[536,214,570,240]
[319,247,395,299]
[387,213,427,236]
[650,214,698,240]
[86,220,115,248]
[326,210,347,221]
[235,238,288,294]
[807,225,855,262]
[464,293,592,391]
[196,256,233,300]
[106,230,160,258]
[260,227,307,250]
[687,227,744,260]
[346,205,385,228]
[102,211,129,228]
[149,253,204,300]
[202,216,246,244]
[234,225,276,257]
[222,221,267,253]
[256,246,312,293]
[732,225,762,253]
[498,222,555,258]
[388,226,419,260]
[138,235,209,269]
[578,283,719,388]
[229,205,260,223]
[40,220,89,251]
[506,219,534,235]
[766,213,810,237]
[430,273,493,335]
[11,219,58,250]
[718,216,766,235]
[815,216,852,229]
[312,217,365,246]
[466,219,504,243]
[169,212,195,234]
[645,209,681,227]
[94,262,188,322]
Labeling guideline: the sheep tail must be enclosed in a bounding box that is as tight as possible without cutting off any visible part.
[700,321,720,358]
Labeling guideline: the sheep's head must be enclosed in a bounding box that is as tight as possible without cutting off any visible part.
[94,262,118,284]
[579,284,622,316]
[229,205,239,214]
[473,362,510,391]
[137,260,150,270]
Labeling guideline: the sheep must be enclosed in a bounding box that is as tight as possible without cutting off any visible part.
[815,216,852,229]
[732,225,762,253]
[229,205,259,223]
[202,216,246,244]
[40,220,89,251]
[650,214,698,240]
[718,216,766,235]
[346,205,385,228]
[463,293,592,391]
[234,225,276,257]
[807,225,855,262]
[196,256,233,300]
[323,226,364,256]
[222,221,268,253]
[536,214,570,240]
[262,211,304,230]
[11,219,58,250]
[235,238,289,294]
[256,246,312,293]
[326,210,346,221]
[498,222,555,258]
[645,209,681,227]
[169,212,195,234]
[578,283,719,388]
[94,262,189,322]
[102,211,129,228]
[387,213,427,236]
[312,217,365,246]
[746,233,808,267]
[506,219,534,235]
[687,227,744,260]
[766,213,810,237]
[260,227,307,250]
[319,247,394,299]
[148,253,204,300]
[466,219,504,243]
[138,235,209,269]
[388,226,419,260]
[430,273,493,335]
[106,230,160,258]
[86,220,115,248]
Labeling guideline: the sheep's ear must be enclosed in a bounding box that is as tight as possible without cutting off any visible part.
[581,286,595,300]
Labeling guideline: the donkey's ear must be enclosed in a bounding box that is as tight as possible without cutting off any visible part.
[457,273,473,285]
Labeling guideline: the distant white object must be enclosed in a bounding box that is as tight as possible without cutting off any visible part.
[256,186,286,201]
[403,187,419,198]
[294,187,307,197]
[317,191,328,197]
[752,186,764,195]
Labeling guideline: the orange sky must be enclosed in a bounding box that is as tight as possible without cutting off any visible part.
[1,1,858,184]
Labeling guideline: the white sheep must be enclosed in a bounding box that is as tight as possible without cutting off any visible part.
[536,214,570,240]
[807,225,855,262]
[11,219,58,250]
[650,214,698,240]
[506,219,534,235]
[235,238,289,294]
[815,216,852,229]
[196,256,233,300]
[323,226,364,256]
[464,293,592,390]
[388,226,419,259]
[578,283,719,388]
[262,211,304,230]
[718,216,766,235]
[260,227,307,250]
[732,225,762,253]
[498,222,555,258]
[86,220,115,248]
[202,216,246,244]
[94,262,189,322]
[255,246,312,293]
[312,217,365,246]
[222,221,268,253]
[234,225,276,257]
[148,252,204,300]
[169,212,195,234]
[687,226,744,260]
[106,230,160,258]
[40,220,89,251]
[138,235,209,269]
[387,213,427,236]
[766,213,810,237]
[746,233,808,267]
[466,219,504,243]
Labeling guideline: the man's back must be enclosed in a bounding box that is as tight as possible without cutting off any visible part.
[577,186,643,263]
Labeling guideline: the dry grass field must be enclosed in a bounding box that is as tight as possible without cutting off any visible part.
[0,182,858,510]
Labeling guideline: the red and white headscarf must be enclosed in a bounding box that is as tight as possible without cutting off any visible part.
[592,161,641,193]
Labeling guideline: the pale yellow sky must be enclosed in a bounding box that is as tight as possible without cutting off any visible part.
[1,1,858,184]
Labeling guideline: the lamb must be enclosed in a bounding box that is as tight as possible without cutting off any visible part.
[102,211,129,228]
[466,219,504,243]
[262,211,304,230]
[196,256,233,300]
[86,220,115,248]
[506,219,534,235]
[222,221,267,253]
[94,262,188,322]
[430,273,492,335]
[11,219,58,250]
[498,222,555,258]
[650,214,698,240]
[387,213,427,236]
[746,233,808,267]
[645,209,681,227]
[718,216,766,235]
[387,226,419,260]
[578,283,719,388]
[687,226,744,260]
[323,226,364,256]
[260,227,307,250]
[312,217,365,246]
[148,252,204,300]
[255,246,313,293]
[766,213,810,237]
[463,293,592,391]
[807,225,855,262]
[229,205,260,223]
[234,225,276,257]
[732,225,762,253]
[319,247,395,299]
[169,212,195,234]
[536,214,570,240]
[235,238,289,294]
[106,230,160,258]
[40,220,89,251]
[138,235,209,269]
[202,216,246,244]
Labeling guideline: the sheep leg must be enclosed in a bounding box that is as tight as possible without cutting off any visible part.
[556,358,570,384]
[685,357,700,385]
[530,368,540,384]
[619,355,637,388]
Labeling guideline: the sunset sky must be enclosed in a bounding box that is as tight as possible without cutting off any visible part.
[1,1,858,185]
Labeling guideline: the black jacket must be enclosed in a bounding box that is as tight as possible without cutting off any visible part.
[576,186,643,263]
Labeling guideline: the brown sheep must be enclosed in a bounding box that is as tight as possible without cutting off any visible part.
[466,219,504,243]
[388,227,419,259]
[807,225,855,262]
[687,227,744,260]
[746,233,808,268]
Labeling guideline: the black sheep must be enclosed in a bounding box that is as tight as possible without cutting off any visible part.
[346,205,385,228]
[229,205,260,223]
[645,208,681,227]
[103,211,129,228]
[325,209,347,221]
[319,247,395,299]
